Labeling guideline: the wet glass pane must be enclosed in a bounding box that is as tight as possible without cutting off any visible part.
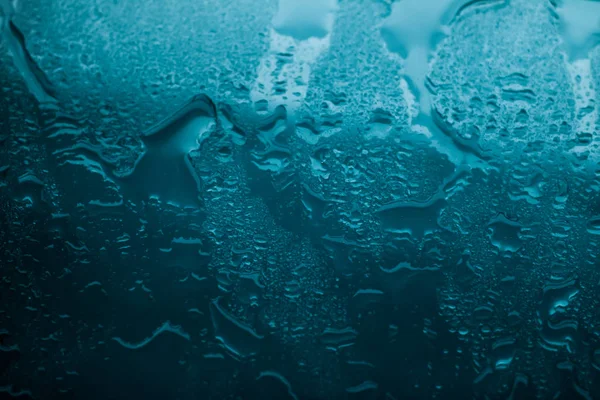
[1,0,600,398]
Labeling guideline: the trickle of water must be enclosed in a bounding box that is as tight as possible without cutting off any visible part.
[209,298,264,359]
[0,4,56,104]
[554,0,600,61]
[251,0,338,109]
[381,0,507,113]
